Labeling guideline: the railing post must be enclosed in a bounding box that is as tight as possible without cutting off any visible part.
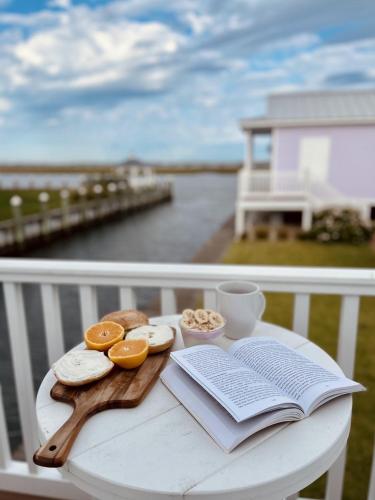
[119,287,137,310]
[3,282,39,472]
[368,436,375,500]
[79,285,98,330]
[0,385,11,469]
[41,284,65,365]
[292,293,310,338]
[117,181,128,211]
[107,182,118,213]
[326,295,360,500]
[78,185,88,223]
[38,191,50,237]
[203,290,216,310]
[10,195,24,246]
[161,288,177,315]
[93,184,104,219]
[60,188,70,230]
[336,295,360,378]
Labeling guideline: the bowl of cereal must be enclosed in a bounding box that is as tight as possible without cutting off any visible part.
[179,308,226,347]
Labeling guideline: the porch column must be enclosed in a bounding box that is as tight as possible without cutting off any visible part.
[244,130,253,171]
[235,204,246,239]
[302,206,312,231]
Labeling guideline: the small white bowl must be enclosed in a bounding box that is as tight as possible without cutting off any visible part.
[179,318,226,347]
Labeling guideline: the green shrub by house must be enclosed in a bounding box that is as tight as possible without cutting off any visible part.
[301,208,373,244]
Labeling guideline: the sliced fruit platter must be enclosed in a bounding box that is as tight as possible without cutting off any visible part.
[52,309,175,386]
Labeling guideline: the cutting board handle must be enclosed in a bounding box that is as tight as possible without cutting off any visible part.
[33,407,87,467]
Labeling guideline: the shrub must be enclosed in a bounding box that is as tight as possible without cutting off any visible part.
[300,208,373,244]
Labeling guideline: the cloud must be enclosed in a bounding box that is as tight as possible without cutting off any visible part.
[0,97,11,112]
[0,0,375,161]
[2,8,186,111]
[48,0,71,9]
[325,71,375,86]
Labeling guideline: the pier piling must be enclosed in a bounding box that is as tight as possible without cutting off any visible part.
[10,195,24,246]
[38,192,50,238]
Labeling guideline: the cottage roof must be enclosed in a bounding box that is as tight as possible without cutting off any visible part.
[241,89,375,130]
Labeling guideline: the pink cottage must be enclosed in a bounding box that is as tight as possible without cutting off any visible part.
[236,89,375,236]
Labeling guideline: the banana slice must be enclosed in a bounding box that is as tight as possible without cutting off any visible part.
[53,350,114,386]
[182,309,195,321]
[126,325,175,353]
[181,318,197,330]
[194,309,209,324]
[208,311,225,328]
[197,323,210,331]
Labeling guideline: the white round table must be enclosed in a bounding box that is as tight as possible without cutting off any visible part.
[36,316,352,500]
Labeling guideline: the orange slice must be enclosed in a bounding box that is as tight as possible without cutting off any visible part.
[108,339,149,369]
[84,321,124,351]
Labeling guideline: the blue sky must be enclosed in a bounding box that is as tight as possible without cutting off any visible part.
[0,0,375,163]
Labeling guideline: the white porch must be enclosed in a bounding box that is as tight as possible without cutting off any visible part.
[235,127,372,238]
[0,258,374,500]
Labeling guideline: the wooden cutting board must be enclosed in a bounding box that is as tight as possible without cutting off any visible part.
[33,344,171,468]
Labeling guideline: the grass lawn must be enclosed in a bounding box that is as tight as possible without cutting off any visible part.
[0,189,62,221]
[222,240,375,500]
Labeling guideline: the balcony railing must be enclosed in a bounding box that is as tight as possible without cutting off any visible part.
[237,169,366,211]
[0,258,374,499]
[238,169,309,196]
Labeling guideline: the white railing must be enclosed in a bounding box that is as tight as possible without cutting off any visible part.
[238,169,309,195]
[0,258,374,499]
[237,169,367,211]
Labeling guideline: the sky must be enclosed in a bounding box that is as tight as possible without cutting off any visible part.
[0,0,375,163]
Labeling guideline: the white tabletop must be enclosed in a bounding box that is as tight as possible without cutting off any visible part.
[36,317,352,500]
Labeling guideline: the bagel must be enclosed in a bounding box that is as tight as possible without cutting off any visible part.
[52,350,114,386]
[101,309,149,332]
[126,325,175,353]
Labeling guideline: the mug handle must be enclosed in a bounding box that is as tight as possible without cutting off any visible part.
[257,292,266,319]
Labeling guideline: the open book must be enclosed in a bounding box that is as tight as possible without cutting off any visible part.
[160,337,364,452]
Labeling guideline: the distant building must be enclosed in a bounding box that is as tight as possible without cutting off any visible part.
[117,156,156,189]
[236,89,375,235]
[117,156,154,177]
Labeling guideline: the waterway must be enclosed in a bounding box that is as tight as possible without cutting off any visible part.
[0,173,237,447]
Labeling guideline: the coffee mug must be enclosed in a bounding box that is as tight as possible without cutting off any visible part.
[216,281,266,340]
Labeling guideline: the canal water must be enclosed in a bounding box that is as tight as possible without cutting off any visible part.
[0,173,237,448]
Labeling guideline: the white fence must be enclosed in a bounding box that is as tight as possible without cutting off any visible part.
[0,258,374,499]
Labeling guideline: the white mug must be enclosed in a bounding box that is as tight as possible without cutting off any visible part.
[216,281,266,340]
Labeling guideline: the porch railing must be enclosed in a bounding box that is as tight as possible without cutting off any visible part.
[0,258,374,499]
[237,169,368,214]
[238,169,310,195]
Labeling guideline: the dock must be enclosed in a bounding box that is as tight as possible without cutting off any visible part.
[0,180,172,255]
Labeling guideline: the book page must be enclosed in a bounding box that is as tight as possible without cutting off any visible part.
[171,345,297,422]
[161,363,303,452]
[229,337,362,414]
